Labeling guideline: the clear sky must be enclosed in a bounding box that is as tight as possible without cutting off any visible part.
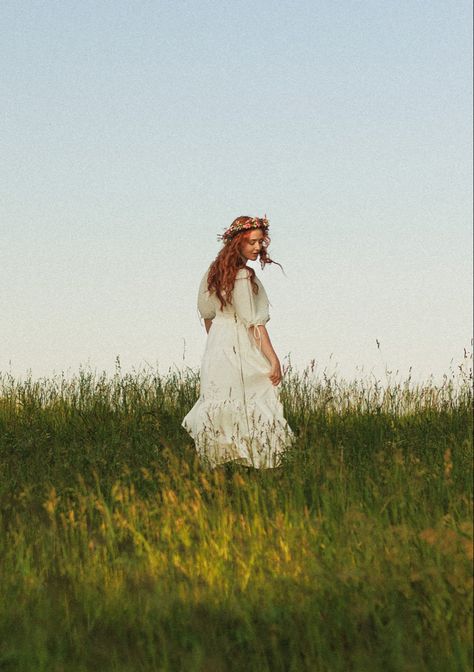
[1,0,472,386]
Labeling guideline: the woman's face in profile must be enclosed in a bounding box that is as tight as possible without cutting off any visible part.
[239,230,264,262]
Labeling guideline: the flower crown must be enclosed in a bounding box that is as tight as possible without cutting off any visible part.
[217,215,270,243]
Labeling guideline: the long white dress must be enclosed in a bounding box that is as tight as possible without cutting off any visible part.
[181,266,295,469]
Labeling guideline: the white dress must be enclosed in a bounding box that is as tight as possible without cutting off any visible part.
[181,266,295,469]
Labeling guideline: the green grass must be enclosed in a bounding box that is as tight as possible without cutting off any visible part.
[0,356,472,671]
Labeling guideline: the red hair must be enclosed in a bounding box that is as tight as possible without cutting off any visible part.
[207,216,283,311]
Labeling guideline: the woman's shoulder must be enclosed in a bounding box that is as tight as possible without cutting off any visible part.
[199,266,212,290]
[235,266,253,280]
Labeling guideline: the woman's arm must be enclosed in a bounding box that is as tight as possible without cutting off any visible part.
[249,325,282,385]
[204,318,213,334]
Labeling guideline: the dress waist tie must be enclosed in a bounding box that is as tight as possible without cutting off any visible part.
[252,324,263,353]
[233,312,263,352]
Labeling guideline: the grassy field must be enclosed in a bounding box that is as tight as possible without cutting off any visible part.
[0,356,472,672]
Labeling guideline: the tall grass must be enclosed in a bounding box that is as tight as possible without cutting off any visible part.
[0,354,472,671]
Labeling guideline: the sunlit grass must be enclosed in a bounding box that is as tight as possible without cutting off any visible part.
[0,354,472,671]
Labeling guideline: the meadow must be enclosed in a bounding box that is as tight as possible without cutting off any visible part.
[0,355,472,672]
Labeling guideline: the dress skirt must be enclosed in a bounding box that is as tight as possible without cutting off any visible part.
[181,312,295,469]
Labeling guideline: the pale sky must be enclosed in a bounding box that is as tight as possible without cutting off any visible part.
[1,0,472,386]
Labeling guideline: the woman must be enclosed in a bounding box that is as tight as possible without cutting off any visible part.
[181,215,295,470]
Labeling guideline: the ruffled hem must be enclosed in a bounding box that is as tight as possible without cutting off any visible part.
[182,396,295,470]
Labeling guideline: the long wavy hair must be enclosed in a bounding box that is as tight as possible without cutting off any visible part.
[207,216,283,312]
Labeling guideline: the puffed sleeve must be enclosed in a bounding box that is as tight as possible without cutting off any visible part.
[232,268,270,329]
[197,269,216,320]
